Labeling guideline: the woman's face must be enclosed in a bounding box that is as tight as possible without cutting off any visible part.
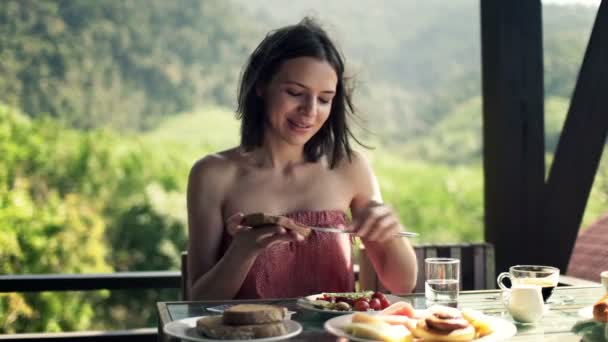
[258,57,337,147]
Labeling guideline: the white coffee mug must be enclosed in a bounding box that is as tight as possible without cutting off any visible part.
[601,271,608,293]
[502,284,545,323]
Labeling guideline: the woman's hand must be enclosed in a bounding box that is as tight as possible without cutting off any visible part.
[350,202,403,243]
[225,213,304,255]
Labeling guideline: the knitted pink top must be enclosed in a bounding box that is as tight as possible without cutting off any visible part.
[221,210,354,299]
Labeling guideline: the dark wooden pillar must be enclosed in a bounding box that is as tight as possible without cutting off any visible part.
[540,1,608,271]
[480,0,546,274]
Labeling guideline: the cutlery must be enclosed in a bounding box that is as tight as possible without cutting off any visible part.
[309,226,418,238]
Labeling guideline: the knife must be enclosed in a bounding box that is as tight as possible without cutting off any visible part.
[309,226,418,238]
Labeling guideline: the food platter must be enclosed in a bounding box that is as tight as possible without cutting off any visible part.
[324,312,517,342]
[296,292,403,314]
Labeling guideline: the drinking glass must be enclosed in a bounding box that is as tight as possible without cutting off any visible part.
[497,265,559,303]
[425,257,460,307]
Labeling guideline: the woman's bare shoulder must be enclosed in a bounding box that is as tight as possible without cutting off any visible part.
[189,147,242,185]
[335,150,373,176]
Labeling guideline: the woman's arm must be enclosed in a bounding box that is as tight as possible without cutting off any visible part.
[347,152,418,293]
[187,155,256,300]
[187,155,304,300]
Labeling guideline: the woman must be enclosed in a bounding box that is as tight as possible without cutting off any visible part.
[187,18,417,300]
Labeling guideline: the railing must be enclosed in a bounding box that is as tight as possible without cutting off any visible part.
[0,271,180,292]
[0,271,181,341]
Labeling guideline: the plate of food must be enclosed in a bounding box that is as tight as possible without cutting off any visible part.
[296,291,403,314]
[164,304,302,342]
[324,304,517,342]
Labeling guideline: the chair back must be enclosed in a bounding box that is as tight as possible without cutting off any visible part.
[180,242,496,299]
[181,251,188,300]
[359,242,496,293]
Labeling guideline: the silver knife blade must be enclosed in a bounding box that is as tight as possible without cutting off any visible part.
[309,226,418,238]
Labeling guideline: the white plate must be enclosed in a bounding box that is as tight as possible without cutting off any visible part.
[578,305,594,319]
[206,304,234,313]
[296,293,402,315]
[163,316,303,342]
[206,305,296,319]
[324,312,517,342]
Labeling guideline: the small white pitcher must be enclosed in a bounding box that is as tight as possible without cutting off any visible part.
[502,284,545,324]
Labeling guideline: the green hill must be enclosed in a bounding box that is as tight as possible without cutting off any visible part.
[398,96,572,164]
[1,0,598,146]
[142,106,240,152]
[0,0,263,130]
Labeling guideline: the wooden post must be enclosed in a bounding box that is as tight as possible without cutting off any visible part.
[480,0,546,273]
[541,1,608,271]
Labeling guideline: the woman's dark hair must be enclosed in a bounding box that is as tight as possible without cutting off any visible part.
[236,17,363,168]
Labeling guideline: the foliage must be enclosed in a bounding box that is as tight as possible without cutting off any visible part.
[0,104,228,332]
[371,154,485,243]
[0,0,261,130]
[0,104,111,332]
[399,96,573,165]
[0,0,598,141]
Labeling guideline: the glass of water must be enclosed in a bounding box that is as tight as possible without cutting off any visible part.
[425,257,460,307]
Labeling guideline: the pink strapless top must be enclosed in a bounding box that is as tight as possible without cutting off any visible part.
[221,210,354,299]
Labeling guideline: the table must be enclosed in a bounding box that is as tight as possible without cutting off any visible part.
[157,286,604,341]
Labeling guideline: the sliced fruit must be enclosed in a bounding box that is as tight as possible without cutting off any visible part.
[462,309,493,337]
[343,322,413,342]
[352,312,418,333]
[381,301,416,318]
[352,312,384,324]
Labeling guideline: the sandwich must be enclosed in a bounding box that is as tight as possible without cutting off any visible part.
[593,293,608,323]
[196,304,289,339]
[242,212,312,238]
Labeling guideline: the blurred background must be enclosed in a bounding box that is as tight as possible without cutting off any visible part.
[0,0,605,334]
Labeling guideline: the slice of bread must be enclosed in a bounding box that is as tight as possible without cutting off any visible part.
[223,304,288,325]
[196,315,287,339]
[242,213,282,227]
[242,213,312,238]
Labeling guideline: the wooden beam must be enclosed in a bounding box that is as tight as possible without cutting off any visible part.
[541,1,608,271]
[480,0,546,273]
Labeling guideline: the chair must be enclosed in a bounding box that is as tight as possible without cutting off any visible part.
[358,242,496,293]
[181,251,189,300]
[180,242,495,299]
